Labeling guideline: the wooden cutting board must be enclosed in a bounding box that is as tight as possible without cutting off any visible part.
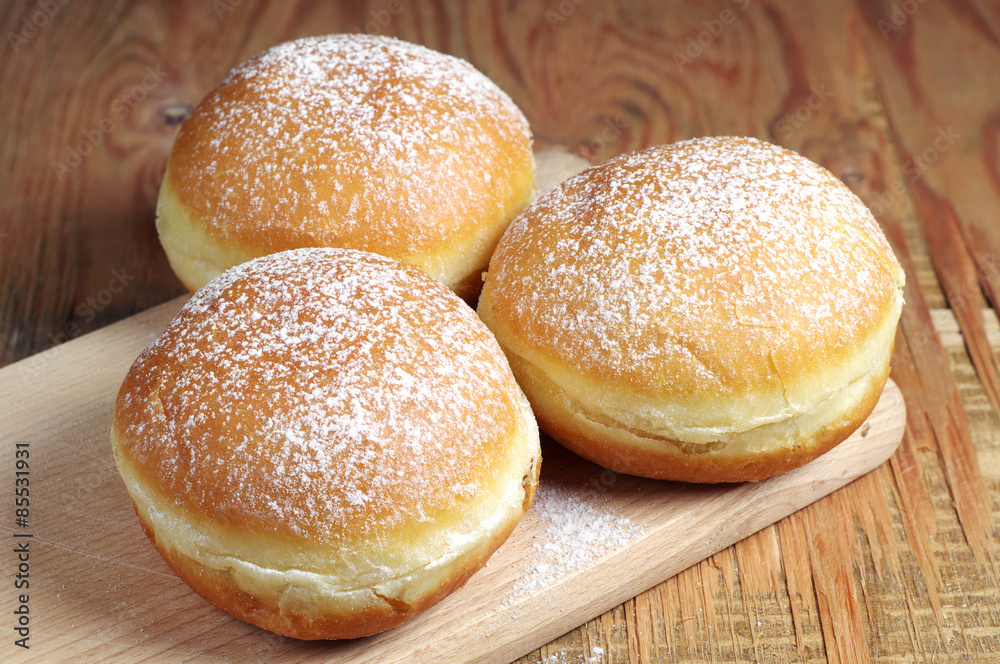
[0,151,906,662]
[0,293,905,664]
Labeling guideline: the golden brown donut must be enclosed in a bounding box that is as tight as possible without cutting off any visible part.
[478,136,904,483]
[111,248,540,639]
[156,34,535,300]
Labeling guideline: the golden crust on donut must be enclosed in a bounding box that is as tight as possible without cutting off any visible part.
[112,248,540,639]
[479,136,904,482]
[157,34,535,300]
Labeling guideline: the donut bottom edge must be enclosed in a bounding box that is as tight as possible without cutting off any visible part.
[111,416,541,641]
[478,289,899,484]
[155,157,536,303]
[514,349,892,483]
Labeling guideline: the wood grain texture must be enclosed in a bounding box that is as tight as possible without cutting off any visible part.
[1,0,998,662]
[0,297,905,663]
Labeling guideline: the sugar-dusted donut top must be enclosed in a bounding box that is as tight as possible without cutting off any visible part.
[114,248,523,543]
[485,136,905,397]
[167,34,533,258]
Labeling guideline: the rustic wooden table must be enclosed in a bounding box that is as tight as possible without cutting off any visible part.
[1,1,998,662]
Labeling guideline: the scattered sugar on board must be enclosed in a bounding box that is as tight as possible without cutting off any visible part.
[506,480,645,604]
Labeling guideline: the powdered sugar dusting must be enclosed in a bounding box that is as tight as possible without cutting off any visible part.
[488,136,903,387]
[117,248,520,543]
[506,481,644,604]
[171,34,531,255]
[540,648,605,664]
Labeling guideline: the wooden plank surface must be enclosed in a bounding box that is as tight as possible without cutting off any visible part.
[0,1,998,662]
[0,294,904,663]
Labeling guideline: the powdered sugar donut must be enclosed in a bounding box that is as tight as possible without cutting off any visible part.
[111,247,540,639]
[157,34,535,300]
[478,136,904,483]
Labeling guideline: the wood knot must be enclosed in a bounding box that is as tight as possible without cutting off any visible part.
[160,104,192,125]
[840,170,864,185]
